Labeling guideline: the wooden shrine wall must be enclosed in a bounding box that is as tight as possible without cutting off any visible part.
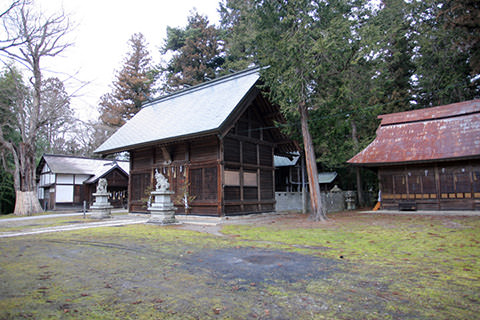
[379,160,480,210]
[128,136,220,214]
[128,93,285,216]
[222,103,275,215]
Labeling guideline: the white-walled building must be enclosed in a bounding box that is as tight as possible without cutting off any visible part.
[37,154,129,210]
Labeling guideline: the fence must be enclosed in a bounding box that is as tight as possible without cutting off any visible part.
[275,191,348,213]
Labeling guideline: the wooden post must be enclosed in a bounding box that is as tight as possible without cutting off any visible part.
[301,155,307,214]
[356,167,365,207]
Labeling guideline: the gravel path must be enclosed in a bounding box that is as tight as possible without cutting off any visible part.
[0,214,148,238]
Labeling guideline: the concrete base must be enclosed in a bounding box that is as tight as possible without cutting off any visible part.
[90,205,113,219]
[147,211,179,225]
[90,193,113,219]
[147,190,178,225]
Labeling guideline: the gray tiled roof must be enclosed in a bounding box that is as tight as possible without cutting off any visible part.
[42,155,129,176]
[95,68,261,154]
[84,161,129,184]
[318,172,337,184]
[274,154,300,167]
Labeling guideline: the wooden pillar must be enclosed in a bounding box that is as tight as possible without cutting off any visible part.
[128,151,133,212]
[239,141,244,211]
[434,164,441,210]
[218,137,224,216]
[257,144,261,211]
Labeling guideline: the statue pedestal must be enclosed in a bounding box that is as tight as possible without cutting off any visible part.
[148,190,178,224]
[90,192,113,219]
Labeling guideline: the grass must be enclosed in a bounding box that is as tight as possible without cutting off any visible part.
[222,213,480,318]
[0,211,479,319]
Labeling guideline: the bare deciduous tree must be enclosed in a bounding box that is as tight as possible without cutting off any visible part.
[40,77,74,153]
[0,2,72,215]
[0,0,25,51]
[64,120,114,157]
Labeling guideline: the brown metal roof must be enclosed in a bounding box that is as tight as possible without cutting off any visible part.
[348,99,480,166]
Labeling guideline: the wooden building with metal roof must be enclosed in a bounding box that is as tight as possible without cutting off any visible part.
[95,68,298,216]
[348,99,480,211]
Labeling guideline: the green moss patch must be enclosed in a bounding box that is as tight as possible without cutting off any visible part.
[0,212,479,319]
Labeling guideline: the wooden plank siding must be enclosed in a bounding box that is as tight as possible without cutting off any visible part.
[128,137,220,214]
[222,102,276,215]
[379,160,480,210]
[128,96,280,216]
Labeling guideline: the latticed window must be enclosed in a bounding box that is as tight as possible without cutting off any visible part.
[190,167,217,201]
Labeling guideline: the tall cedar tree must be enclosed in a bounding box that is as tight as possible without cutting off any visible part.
[219,0,257,72]
[412,0,479,107]
[221,0,479,203]
[0,67,22,214]
[372,0,416,114]
[162,12,224,92]
[0,3,71,215]
[248,0,375,220]
[100,33,156,128]
[438,0,480,75]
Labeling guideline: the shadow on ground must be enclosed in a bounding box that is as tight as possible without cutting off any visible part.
[183,247,339,284]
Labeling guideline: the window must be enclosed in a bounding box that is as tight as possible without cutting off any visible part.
[190,167,218,201]
[243,172,257,187]
[224,170,240,186]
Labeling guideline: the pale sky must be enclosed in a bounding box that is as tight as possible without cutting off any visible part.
[3,0,222,121]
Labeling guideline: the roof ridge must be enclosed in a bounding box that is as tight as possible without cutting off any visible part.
[381,109,480,127]
[142,66,262,108]
[379,99,480,126]
[43,154,106,161]
[43,154,128,162]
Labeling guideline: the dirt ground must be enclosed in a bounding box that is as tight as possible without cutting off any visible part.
[0,211,479,319]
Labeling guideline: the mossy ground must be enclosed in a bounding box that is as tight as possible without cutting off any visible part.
[0,211,478,319]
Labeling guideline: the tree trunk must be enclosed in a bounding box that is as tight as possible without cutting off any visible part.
[299,104,326,221]
[12,43,42,216]
[14,190,42,216]
[13,143,42,216]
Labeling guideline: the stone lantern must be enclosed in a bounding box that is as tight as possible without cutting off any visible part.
[345,191,356,210]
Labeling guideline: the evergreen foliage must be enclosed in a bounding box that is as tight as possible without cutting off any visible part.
[161,12,224,91]
[438,0,480,75]
[0,67,22,214]
[219,0,257,72]
[0,2,72,215]
[411,0,479,107]
[214,0,479,209]
[99,33,156,128]
[219,0,479,183]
